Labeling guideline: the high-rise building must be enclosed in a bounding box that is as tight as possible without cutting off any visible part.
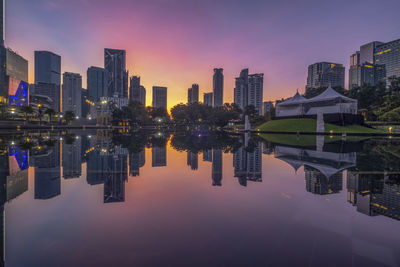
[234,69,264,115]
[187,84,199,104]
[152,86,167,109]
[349,42,386,89]
[152,146,166,167]
[34,51,61,86]
[0,0,5,45]
[62,72,82,117]
[360,41,384,65]
[306,62,345,89]
[103,149,128,203]
[130,76,146,105]
[104,48,128,98]
[203,93,213,107]
[81,88,89,119]
[187,152,198,170]
[203,149,212,162]
[87,66,109,101]
[213,68,224,107]
[375,39,400,84]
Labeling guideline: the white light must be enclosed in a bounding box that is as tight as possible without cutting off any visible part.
[76,116,79,119]
[11,141,15,145]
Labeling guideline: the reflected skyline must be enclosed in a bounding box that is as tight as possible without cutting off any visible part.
[1,131,400,266]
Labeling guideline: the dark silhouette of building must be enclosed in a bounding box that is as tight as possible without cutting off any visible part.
[103,148,128,203]
[203,149,212,162]
[129,150,145,176]
[188,84,199,104]
[152,86,167,109]
[152,146,166,167]
[187,151,198,170]
[203,92,213,107]
[212,149,222,186]
[213,68,223,107]
[130,76,146,106]
[305,166,343,195]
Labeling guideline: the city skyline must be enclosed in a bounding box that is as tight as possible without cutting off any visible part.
[5,0,400,110]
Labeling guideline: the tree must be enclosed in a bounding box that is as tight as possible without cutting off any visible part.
[64,110,76,124]
[45,108,56,123]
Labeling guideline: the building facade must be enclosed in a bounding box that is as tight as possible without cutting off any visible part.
[31,83,60,112]
[375,39,400,84]
[213,68,224,107]
[152,86,167,109]
[188,84,199,104]
[203,93,213,107]
[34,51,61,86]
[306,62,345,89]
[234,69,264,115]
[62,72,82,117]
[104,48,128,98]
[4,48,29,106]
[87,66,109,101]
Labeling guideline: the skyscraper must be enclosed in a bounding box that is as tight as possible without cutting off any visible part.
[104,48,128,98]
[62,138,82,179]
[212,149,222,186]
[375,39,400,84]
[213,68,224,107]
[360,41,383,65]
[34,51,61,86]
[62,72,82,117]
[306,62,345,89]
[203,93,213,107]
[87,66,109,101]
[1,0,4,45]
[152,86,167,109]
[187,152,198,170]
[4,48,29,106]
[187,84,199,104]
[233,144,262,186]
[129,150,145,177]
[130,76,146,105]
[234,69,264,115]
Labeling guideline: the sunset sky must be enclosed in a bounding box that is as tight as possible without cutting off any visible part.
[5,0,400,110]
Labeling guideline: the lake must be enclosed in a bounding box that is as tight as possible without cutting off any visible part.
[1,131,400,267]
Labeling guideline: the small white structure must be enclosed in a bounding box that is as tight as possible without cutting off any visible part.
[276,86,358,118]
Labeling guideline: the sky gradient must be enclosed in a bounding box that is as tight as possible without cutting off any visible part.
[5,0,400,109]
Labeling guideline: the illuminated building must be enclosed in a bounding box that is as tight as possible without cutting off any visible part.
[213,68,224,107]
[203,92,213,107]
[375,39,400,85]
[130,76,146,106]
[103,147,128,203]
[188,84,199,104]
[1,48,29,106]
[233,144,262,186]
[349,42,386,89]
[152,145,166,167]
[62,72,82,116]
[234,69,264,115]
[212,149,222,186]
[104,48,128,98]
[152,86,167,109]
[87,66,109,101]
[306,62,345,89]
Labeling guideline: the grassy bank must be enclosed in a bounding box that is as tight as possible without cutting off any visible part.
[257,119,383,134]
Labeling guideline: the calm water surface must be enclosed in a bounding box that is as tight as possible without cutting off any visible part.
[1,131,400,267]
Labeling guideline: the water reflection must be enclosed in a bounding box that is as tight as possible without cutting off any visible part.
[1,131,400,266]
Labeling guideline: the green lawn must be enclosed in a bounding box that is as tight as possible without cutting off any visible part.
[257,119,383,134]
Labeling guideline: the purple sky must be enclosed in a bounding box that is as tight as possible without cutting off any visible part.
[5,0,400,107]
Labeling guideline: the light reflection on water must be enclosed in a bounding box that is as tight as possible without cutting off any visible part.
[1,131,400,267]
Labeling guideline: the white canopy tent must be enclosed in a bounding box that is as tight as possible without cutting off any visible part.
[276,86,358,118]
